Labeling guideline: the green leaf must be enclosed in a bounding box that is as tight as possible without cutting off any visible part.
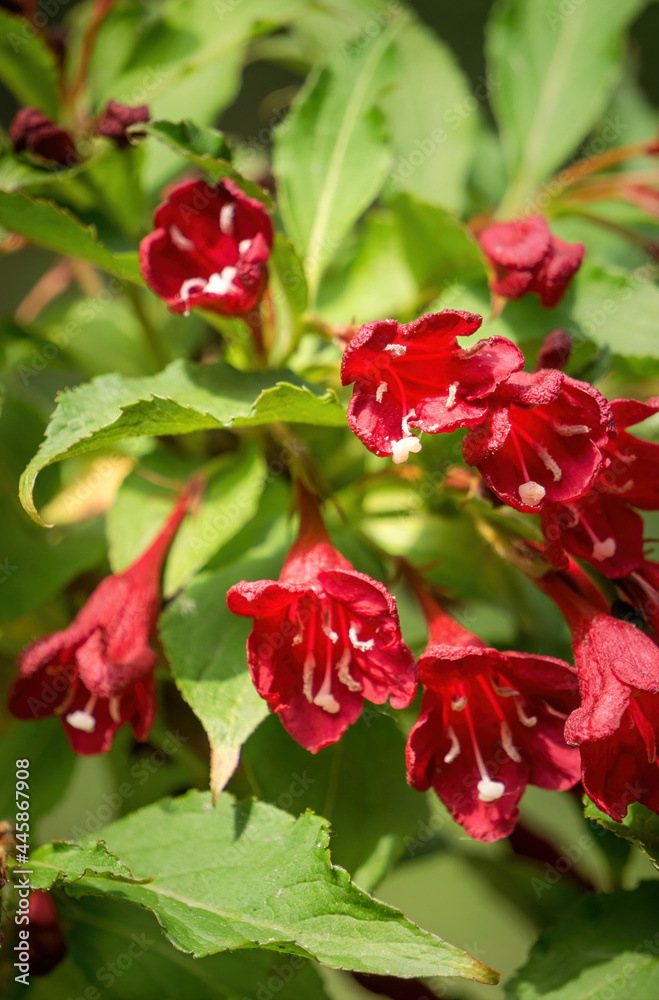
[107,445,268,595]
[570,261,659,360]
[29,790,498,982]
[0,191,142,282]
[488,0,649,211]
[159,533,288,797]
[382,20,477,213]
[29,895,332,1000]
[19,359,346,524]
[0,719,75,823]
[274,16,404,303]
[0,9,58,117]
[584,798,659,870]
[29,839,139,886]
[243,713,429,892]
[505,882,659,999]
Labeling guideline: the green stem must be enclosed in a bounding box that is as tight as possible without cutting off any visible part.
[124,284,169,371]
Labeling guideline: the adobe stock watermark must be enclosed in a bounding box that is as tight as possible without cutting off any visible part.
[340,1,404,60]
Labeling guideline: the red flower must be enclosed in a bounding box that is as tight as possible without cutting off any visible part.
[479,215,584,308]
[27,891,67,977]
[463,369,614,512]
[538,565,659,820]
[541,396,659,576]
[226,483,417,753]
[139,178,274,317]
[95,99,149,148]
[405,585,580,842]
[340,311,524,464]
[9,107,79,167]
[618,560,659,635]
[8,488,192,754]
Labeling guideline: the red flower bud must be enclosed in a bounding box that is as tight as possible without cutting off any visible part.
[95,99,149,149]
[340,310,524,463]
[534,328,573,371]
[9,107,79,167]
[8,487,194,754]
[139,178,274,318]
[27,891,67,977]
[227,484,416,753]
[479,215,584,308]
[405,585,580,842]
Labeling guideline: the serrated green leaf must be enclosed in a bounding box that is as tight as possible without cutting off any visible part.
[243,713,429,892]
[0,9,58,117]
[584,797,659,870]
[505,883,659,999]
[19,360,346,524]
[488,0,649,212]
[382,20,477,213]
[274,16,404,303]
[27,895,332,1000]
[29,790,498,982]
[0,191,142,281]
[29,839,140,887]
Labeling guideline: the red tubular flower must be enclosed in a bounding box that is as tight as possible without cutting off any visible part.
[340,310,524,464]
[538,565,659,820]
[9,107,79,167]
[405,584,580,842]
[479,215,584,308]
[139,178,273,318]
[540,396,659,576]
[463,369,614,512]
[226,484,417,753]
[27,891,67,976]
[8,487,193,754]
[95,99,149,148]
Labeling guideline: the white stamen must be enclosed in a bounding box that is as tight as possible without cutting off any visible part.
[54,684,77,716]
[169,225,195,251]
[518,481,546,506]
[384,343,406,357]
[555,423,590,436]
[477,777,506,802]
[302,654,315,703]
[392,436,422,464]
[446,382,459,410]
[238,238,252,254]
[314,691,341,713]
[491,682,518,697]
[219,203,235,234]
[321,605,339,644]
[66,710,96,733]
[500,721,522,763]
[605,481,634,495]
[401,409,417,436]
[592,537,616,561]
[514,698,537,727]
[180,277,207,302]
[443,725,461,763]
[534,443,562,482]
[109,696,122,724]
[543,700,568,720]
[349,624,375,652]
[376,381,388,403]
[336,648,362,692]
[451,695,467,712]
[205,266,238,296]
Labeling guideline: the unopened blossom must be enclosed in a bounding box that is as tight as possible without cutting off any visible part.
[535,328,573,371]
[538,565,659,820]
[479,215,584,308]
[463,369,614,512]
[541,396,659,576]
[9,107,79,167]
[341,310,524,464]
[8,487,193,754]
[27,892,67,976]
[405,583,580,841]
[227,483,416,753]
[139,177,274,317]
[95,99,149,148]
